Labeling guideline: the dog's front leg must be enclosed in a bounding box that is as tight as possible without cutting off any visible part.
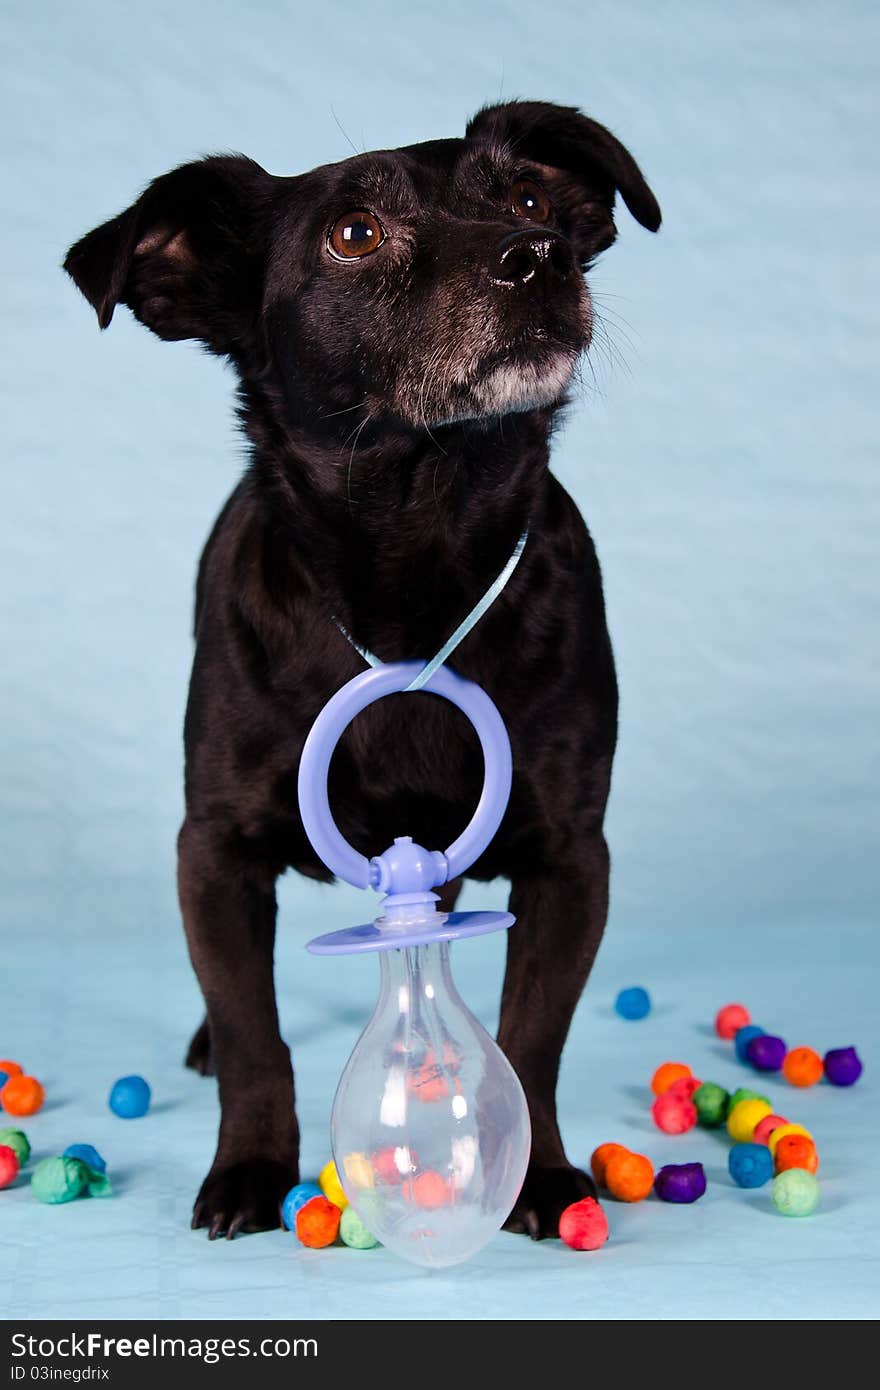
[178,819,298,1238]
[498,836,610,1238]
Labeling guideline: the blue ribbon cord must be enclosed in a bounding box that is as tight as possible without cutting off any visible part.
[334,526,529,690]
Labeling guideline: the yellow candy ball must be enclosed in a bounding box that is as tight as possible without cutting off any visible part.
[768,1123,813,1157]
[727,1098,772,1144]
[318,1159,348,1211]
[342,1151,375,1190]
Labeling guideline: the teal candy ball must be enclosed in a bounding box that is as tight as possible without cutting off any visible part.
[339,1205,380,1249]
[772,1168,820,1217]
[31,1157,88,1205]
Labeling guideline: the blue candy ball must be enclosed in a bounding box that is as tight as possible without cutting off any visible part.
[63,1143,107,1174]
[728,1142,774,1188]
[615,987,651,1020]
[0,1071,8,1089]
[108,1075,151,1119]
[281,1182,322,1231]
[734,1024,765,1064]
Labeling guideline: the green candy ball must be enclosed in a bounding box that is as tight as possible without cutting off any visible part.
[339,1204,380,1250]
[693,1081,730,1127]
[31,1157,88,1205]
[0,1128,31,1167]
[772,1168,820,1217]
[728,1087,770,1111]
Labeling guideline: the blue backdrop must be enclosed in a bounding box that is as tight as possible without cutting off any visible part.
[2,0,877,939]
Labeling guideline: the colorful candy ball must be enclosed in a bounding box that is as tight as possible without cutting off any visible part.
[318,1159,349,1211]
[823,1047,863,1087]
[782,1047,823,1088]
[728,1086,770,1111]
[342,1152,375,1190]
[746,1034,787,1072]
[652,1090,698,1135]
[753,1113,789,1145]
[615,987,651,1020]
[728,1142,774,1188]
[666,1075,702,1101]
[339,1204,380,1249]
[63,1144,106,1175]
[650,1062,693,1096]
[591,1142,629,1187]
[768,1123,813,1158]
[774,1134,819,1175]
[1,1075,45,1117]
[654,1163,706,1203]
[693,1081,730,1127]
[727,1098,772,1144]
[559,1196,610,1250]
[31,1156,88,1205]
[108,1075,151,1119]
[734,1025,765,1064]
[0,1060,23,1079]
[281,1182,322,1231]
[295,1195,341,1248]
[771,1168,819,1217]
[372,1146,412,1185]
[715,1003,751,1039]
[604,1150,654,1203]
[0,1145,19,1188]
[0,1128,30,1166]
[402,1170,449,1209]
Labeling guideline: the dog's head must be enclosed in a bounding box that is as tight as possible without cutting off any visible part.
[64,101,659,433]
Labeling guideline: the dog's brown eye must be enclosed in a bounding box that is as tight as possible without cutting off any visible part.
[328,212,385,260]
[511,180,552,224]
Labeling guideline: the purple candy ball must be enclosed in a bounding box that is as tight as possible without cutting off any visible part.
[824,1046,863,1086]
[655,1162,707,1204]
[746,1033,787,1072]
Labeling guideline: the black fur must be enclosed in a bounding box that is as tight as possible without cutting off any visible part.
[64,100,660,1240]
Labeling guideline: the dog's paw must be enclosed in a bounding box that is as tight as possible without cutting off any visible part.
[504,1163,596,1240]
[184,1018,215,1076]
[192,1158,297,1239]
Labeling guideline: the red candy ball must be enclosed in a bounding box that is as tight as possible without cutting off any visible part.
[559,1196,609,1251]
[0,1144,21,1189]
[652,1091,698,1134]
[715,1003,751,1040]
[666,1075,702,1101]
[753,1113,788,1146]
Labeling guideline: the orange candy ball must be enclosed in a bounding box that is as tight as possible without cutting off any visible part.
[1,1075,44,1116]
[774,1135,819,1175]
[591,1142,629,1187]
[782,1047,824,1088]
[402,1171,450,1209]
[0,1060,23,1078]
[604,1150,654,1202]
[651,1062,693,1096]
[295,1195,341,1248]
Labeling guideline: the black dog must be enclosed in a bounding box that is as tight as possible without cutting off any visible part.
[64,100,660,1240]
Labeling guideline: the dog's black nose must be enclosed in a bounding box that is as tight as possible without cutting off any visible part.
[490,229,572,287]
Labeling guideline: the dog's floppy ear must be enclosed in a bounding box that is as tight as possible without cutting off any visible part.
[63,155,274,353]
[466,100,660,262]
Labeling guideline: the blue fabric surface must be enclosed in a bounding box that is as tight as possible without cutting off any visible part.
[1,905,876,1320]
[1,0,878,1322]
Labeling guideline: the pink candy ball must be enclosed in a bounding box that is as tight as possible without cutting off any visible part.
[559,1196,610,1251]
[0,1144,19,1189]
[651,1091,698,1135]
[753,1113,788,1145]
[666,1075,702,1101]
[716,1003,751,1040]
